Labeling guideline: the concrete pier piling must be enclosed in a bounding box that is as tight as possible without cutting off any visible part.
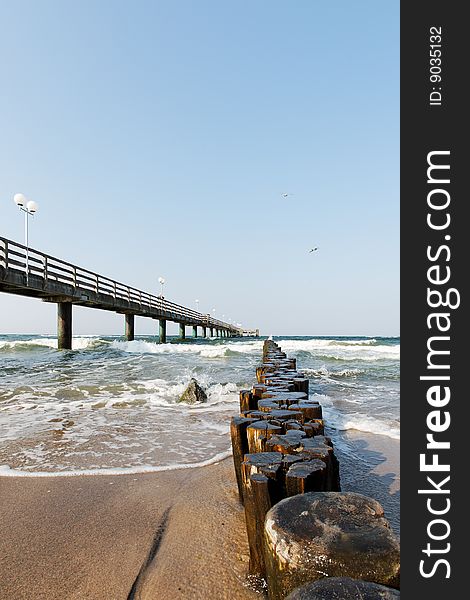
[159,319,167,344]
[203,326,207,338]
[193,325,197,338]
[125,314,134,341]
[179,323,185,340]
[229,339,400,597]
[57,302,72,350]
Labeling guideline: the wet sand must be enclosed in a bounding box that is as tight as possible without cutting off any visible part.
[0,458,259,600]
[0,432,400,599]
[336,429,400,535]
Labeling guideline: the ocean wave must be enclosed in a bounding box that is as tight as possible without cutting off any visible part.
[323,408,400,440]
[276,339,399,361]
[302,367,366,378]
[280,338,380,347]
[0,378,239,414]
[0,447,233,478]
[0,337,107,352]
[111,339,262,358]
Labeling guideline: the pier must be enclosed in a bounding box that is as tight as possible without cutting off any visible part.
[0,235,252,349]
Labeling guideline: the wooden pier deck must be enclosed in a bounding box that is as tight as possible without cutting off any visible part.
[0,236,255,348]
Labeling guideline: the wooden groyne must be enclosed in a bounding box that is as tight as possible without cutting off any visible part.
[231,339,400,599]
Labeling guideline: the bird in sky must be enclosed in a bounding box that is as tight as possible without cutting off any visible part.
[309,247,319,253]
[281,192,293,199]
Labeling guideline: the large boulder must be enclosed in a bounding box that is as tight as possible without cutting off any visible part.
[286,577,400,599]
[178,378,208,404]
[264,492,400,600]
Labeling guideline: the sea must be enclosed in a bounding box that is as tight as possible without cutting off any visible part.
[0,334,400,530]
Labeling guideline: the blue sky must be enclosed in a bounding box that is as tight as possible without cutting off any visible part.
[0,1,399,336]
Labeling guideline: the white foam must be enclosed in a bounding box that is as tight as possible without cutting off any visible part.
[302,367,366,378]
[111,339,263,358]
[325,409,400,440]
[0,337,106,351]
[1,378,240,415]
[277,338,399,361]
[0,448,233,478]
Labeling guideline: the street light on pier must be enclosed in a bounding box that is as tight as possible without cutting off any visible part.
[158,277,165,310]
[13,193,38,284]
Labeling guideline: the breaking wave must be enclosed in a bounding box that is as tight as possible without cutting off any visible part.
[277,338,399,361]
[0,337,107,352]
[111,339,262,358]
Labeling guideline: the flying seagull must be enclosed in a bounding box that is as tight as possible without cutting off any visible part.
[281,192,294,199]
[309,247,319,253]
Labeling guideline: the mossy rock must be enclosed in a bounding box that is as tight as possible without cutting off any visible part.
[178,378,208,404]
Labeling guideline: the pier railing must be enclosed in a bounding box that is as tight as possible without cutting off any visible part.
[0,235,237,332]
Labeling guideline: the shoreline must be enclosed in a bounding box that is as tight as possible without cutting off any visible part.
[335,429,400,535]
[0,432,399,599]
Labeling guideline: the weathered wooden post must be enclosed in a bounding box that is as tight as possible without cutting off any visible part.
[246,421,283,453]
[239,389,257,413]
[179,323,185,340]
[285,577,401,599]
[243,473,272,576]
[193,325,197,338]
[159,319,167,343]
[264,492,400,599]
[57,302,72,350]
[230,416,255,501]
[125,314,134,341]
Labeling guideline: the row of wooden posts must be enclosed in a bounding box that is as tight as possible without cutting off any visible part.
[230,340,400,599]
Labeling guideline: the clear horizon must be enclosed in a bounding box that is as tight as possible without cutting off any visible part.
[0,1,399,336]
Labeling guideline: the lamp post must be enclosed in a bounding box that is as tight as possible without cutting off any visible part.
[158,277,165,310]
[195,298,199,313]
[13,193,38,284]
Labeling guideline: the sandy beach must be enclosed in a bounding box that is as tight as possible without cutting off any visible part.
[0,430,400,599]
[0,458,259,600]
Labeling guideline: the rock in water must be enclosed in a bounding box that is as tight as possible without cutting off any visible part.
[286,577,400,599]
[264,492,400,600]
[178,378,208,404]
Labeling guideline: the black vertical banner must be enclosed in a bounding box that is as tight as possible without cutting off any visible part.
[401,2,466,598]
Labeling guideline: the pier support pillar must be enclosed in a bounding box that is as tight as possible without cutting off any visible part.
[125,314,135,341]
[179,323,185,340]
[203,326,207,338]
[159,319,167,344]
[210,327,214,337]
[193,325,197,338]
[57,302,72,350]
